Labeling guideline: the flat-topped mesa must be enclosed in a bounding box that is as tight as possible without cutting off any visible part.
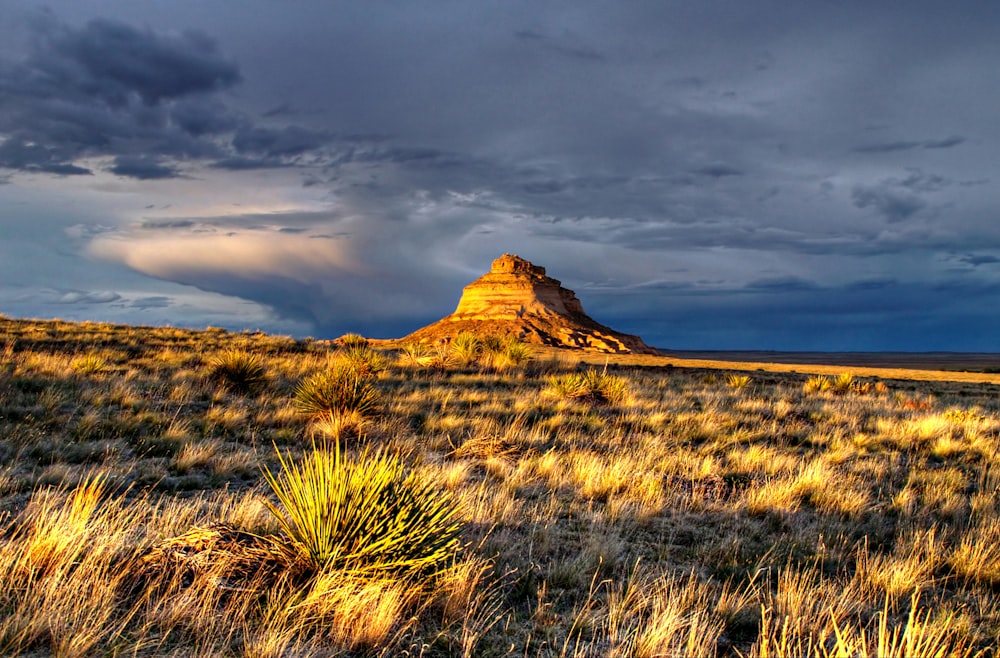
[451,254,585,320]
[403,254,658,355]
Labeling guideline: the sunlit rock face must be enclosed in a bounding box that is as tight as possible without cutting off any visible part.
[405,254,657,354]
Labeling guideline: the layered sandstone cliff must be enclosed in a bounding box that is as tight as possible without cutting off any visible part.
[403,254,657,354]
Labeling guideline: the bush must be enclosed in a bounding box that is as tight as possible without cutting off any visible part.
[294,367,380,420]
[210,350,267,394]
[261,440,463,576]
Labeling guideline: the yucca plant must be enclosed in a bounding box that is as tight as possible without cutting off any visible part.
[831,372,856,395]
[449,332,482,368]
[261,440,464,577]
[337,333,369,348]
[803,376,832,394]
[72,354,107,375]
[210,350,267,394]
[338,344,388,377]
[482,335,533,371]
[726,374,752,390]
[545,369,630,405]
[294,366,380,420]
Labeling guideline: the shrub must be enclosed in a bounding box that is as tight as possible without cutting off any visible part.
[261,440,463,576]
[210,350,267,394]
[294,367,380,420]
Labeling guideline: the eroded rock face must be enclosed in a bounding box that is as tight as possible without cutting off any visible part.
[404,254,657,354]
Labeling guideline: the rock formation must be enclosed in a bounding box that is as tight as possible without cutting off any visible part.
[403,254,658,354]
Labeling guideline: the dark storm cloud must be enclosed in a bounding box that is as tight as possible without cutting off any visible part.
[109,156,180,180]
[0,14,331,178]
[960,254,1000,267]
[513,28,606,62]
[231,125,329,158]
[851,185,926,223]
[43,17,241,104]
[852,136,966,154]
[692,164,743,178]
[744,276,818,292]
[850,170,952,224]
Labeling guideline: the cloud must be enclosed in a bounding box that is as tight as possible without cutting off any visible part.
[692,164,743,178]
[744,276,818,292]
[960,254,1000,266]
[109,156,180,180]
[47,18,241,105]
[513,28,605,62]
[129,296,173,309]
[851,185,925,222]
[0,15,332,178]
[232,125,330,158]
[852,136,965,153]
[53,290,121,304]
[850,170,950,223]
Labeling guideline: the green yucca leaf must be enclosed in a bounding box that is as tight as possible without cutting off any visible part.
[338,344,388,377]
[294,367,380,419]
[261,440,463,577]
[545,369,629,405]
[449,331,482,367]
[209,350,267,394]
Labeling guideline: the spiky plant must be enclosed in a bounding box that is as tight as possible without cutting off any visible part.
[545,369,630,405]
[338,345,389,377]
[726,374,752,390]
[210,350,267,394]
[803,376,832,394]
[337,333,369,348]
[261,440,464,576]
[72,354,107,375]
[831,372,856,395]
[449,332,482,368]
[482,335,533,371]
[294,367,380,420]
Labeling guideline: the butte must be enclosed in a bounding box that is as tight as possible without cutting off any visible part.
[402,254,658,354]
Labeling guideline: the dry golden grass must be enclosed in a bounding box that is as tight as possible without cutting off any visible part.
[1,316,999,655]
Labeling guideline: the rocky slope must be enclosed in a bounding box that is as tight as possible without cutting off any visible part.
[402,254,657,354]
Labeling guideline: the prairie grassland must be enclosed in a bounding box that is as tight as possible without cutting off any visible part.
[0,316,999,656]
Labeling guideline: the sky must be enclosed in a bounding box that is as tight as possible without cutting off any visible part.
[1,1,999,351]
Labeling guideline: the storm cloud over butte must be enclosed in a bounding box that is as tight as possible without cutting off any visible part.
[1,1,999,350]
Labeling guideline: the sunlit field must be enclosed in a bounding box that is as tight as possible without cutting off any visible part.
[1,315,998,657]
